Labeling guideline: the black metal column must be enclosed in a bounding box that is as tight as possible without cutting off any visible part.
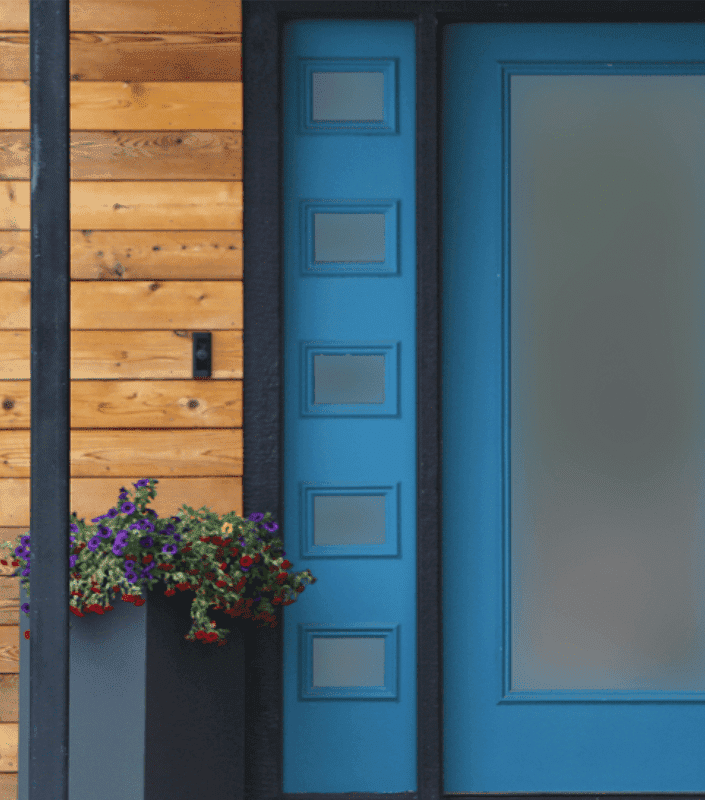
[29,1,70,798]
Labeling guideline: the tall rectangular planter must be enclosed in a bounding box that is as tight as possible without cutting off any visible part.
[19,580,246,800]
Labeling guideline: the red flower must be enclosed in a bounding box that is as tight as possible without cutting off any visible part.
[91,587,101,594]
[165,588,176,597]
[276,572,288,585]
[296,586,305,593]
[219,562,228,571]
[11,561,18,567]
[254,553,261,563]
[142,555,153,564]
[70,606,85,617]
[213,536,224,545]
[24,630,29,639]
[216,580,227,588]
[229,547,239,557]
[281,560,292,570]
[0,560,6,566]
[239,555,253,568]
[200,536,211,544]
[134,597,145,607]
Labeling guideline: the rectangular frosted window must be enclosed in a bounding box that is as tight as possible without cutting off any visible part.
[314,494,386,546]
[312,636,385,687]
[510,75,705,691]
[314,213,386,263]
[312,71,385,121]
[314,354,385,404]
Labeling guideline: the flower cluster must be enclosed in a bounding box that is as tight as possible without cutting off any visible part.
[2,479,317,646]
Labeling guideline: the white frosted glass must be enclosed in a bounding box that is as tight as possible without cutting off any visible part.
[314,354,385,404]
[510,75,705,691]
[312,71,385,121]
[314,213,386,262]
[314,494,386,546]
[312,637,385,687]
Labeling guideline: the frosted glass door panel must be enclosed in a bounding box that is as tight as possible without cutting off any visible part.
[510,75,705,691]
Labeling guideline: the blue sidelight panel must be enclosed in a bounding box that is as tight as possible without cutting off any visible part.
[282,20,416,793]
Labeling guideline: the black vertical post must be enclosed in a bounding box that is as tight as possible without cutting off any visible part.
[29,1,70,799]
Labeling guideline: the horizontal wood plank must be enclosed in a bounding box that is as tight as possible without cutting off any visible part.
[0,428,243,477]
[0,380,242,429]
[0,81,242,130]
[0,676,17,723]
[0,476,244,527]
[0,330,243,379]
[0,131,242,181]
[0,721,16,770]
[0,180,242,230]
[0,0,242,32]
[0,229,242,280]
[0,32,241,81]
[0,629,18,675]
[0,281,242,329]
[0,586,20,629]
[0,773,16,800]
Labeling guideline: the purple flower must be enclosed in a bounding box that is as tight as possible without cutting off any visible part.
[139,536,154,548]
[162,543,178,555]
[69,535,76,544]
[14,546,28,558]
[171,533,182,542]
[105,508,119,519]
[263,522,279,533]
[120,502,135,515]
[119,488,129,500]
[161,523,175,536]
[249,513,264,523]
[140,520,155,532]
[69,523,79,533]
[112,544,125,557]
[20,536,30,547]
[144,508,158,518]
[141,565,154,579]
[129,523,142,531]
[69,555,78,568]
[91,515,108,523]
[134,479,151,489]
[21,603,29,615]
[21,567,30,577]
[88,536,102,552]
[98,525,112,538]
[124,559,136,569]
[115,530,129,544]
[125,571,138,583]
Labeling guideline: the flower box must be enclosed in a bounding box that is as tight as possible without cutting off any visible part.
[19,579,247,800]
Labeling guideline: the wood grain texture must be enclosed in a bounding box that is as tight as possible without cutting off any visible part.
[0,428,243,477]
[0,229,242,280]
[0,476,244,527]
[0,81,243,130]
[0,32,242,81]
[0,131,242,181]
[0,0,242,32]
[0,772,15,799]
[0,180,243,230]
[0,330,243,379]
[0,629,18,675]
[0,380,242,429]
[0,587,20,629]
[0,677,17,724]
[0,281,242,329]
[0,722,16,771]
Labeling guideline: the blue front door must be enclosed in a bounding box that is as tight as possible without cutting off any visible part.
[443,23,705,792]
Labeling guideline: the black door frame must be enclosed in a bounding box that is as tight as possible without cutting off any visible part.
[241,4,705,800]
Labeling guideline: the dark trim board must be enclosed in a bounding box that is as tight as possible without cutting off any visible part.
[241,3,705,800]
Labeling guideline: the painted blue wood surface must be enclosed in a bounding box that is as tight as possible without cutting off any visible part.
[282,20,417,793]
[442,22,705,793]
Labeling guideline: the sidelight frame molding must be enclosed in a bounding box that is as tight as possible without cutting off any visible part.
[241,4,705,800]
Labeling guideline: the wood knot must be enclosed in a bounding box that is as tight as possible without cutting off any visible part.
[149,282,160,291]
[2,399,13,411]
[188,399,199,409]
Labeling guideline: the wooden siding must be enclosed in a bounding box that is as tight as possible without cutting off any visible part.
[0,1,244,795]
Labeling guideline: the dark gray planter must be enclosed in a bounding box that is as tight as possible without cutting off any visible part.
[19,579,246,800]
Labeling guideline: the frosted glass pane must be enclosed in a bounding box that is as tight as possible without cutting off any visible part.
[312,637,385,687]
[312,71,384,121]
[314,213,386,262]
[510,75,705,691]
[314,494,386,546]
[314,354,385,404]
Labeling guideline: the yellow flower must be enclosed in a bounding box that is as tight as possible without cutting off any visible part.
[221,522,233,535]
